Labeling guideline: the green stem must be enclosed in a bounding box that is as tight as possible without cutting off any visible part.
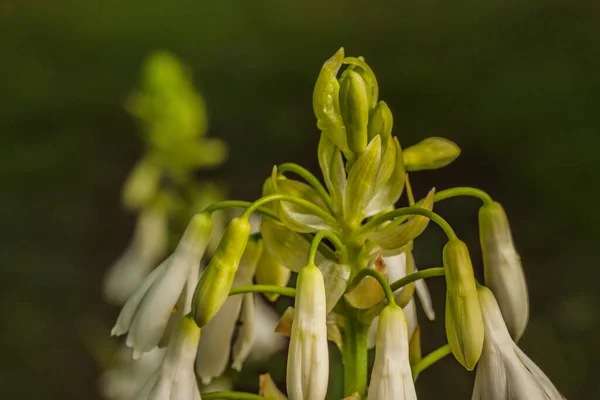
[358,207,457,240]
[348,268,396,306]
[416,187,493,206]
[411,344,452,380]
[341,313,369,398]
[242,194,335,225]
[229,284,296,298]
[202,200,280,221]
[202,392,264,400]
[389,267,445,292]
[308,230,347,264]
[277,162,334,212]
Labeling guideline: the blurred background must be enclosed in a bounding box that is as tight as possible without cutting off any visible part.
[2,0,599,398]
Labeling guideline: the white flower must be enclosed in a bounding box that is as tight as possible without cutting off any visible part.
[473,286,565,400]
[112,213,211,359]
[104,205,168,305]
[135,316,202,400]
[286,263,329,400]
[367,304,417,400]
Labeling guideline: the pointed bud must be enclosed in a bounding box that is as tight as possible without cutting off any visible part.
[192,217,251,327]
[367,101,393,145]
[339,70,369,153]
[479,201,529,341]
[367,304,417,400]
[443,239,484,370]
[403,137,461,171]
[286,263,329,400]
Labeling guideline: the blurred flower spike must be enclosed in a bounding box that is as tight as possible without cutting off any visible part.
[102,48,564,400]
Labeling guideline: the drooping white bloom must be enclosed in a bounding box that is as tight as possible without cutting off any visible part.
[135,315,202,400]
[104,205,168,305]
[479,201,529,341]
[367,304,417,400]
[286,263,329,400]
[473,286,565,400]
[112,213,211,359]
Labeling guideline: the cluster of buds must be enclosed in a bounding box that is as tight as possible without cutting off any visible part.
[106,48,565,400]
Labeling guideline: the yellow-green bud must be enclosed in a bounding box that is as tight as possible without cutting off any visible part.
[254,247,291,302]
[339,70,369,154]
[121,158,161,210]
[191,217,251,327]
[479,201,529,341]
[443,239,484,370]
[367,101,393,145]
[403,137,461,171]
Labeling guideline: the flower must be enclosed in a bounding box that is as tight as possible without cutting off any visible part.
[112,213,212,359]
[286,263,329,400]
[479,201,529,341]
[472,286,565,400]
[367,304,417,400]
[103,205,168,305]
[135,315,202,400]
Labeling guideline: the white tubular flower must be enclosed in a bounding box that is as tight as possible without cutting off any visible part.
[286,263,329,400]
[247,295,287,361]
[367,304,417,400]
[104,205,168,305]
[473,286,565,400]
[479,201,529,341]
[135,316,202,400]
[112,213,212,359]
[195,237,262,384]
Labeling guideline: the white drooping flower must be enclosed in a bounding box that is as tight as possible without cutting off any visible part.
[472,286,565,400]
[367,304,417,400]
[286,263,329,400]
[135,315,202,400]
[112,213,211,359]
[104,205,168,305]
[479,201,529,341]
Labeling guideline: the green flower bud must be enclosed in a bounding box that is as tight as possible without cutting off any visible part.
[479,201,529,341]
[121,158,161,210]
[191,217,251,327]
[339,70,369,154]
[254,247,291,302]
[443,239,484,370]
[403,137,461,171]
[317,134,346,215]
[367,101,393,145]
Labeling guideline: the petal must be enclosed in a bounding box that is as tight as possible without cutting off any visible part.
[318,259,350,312]
[232,293,256,371]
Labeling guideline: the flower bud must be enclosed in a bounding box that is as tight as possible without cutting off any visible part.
[403,137,461,171]
[443,239,484,370]
[339,70,369,153]
[191,217,251,327]
[479,201,529,341]
[121,158,161,210]
[254,247,291,302]
[367,101,393,145]
[367,304,417,400]
[286,263,329,400]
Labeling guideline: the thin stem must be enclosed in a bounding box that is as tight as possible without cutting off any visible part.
[412,344,452,380]
[277,162,334,212]
[242,194,335,225]
[229,285,296,298]
[308,230,347,264]
[202,392,264,400]
[389,267,445,292]
[358,207,457,240]
[202,200,280,221]
[415,187,493,207]
[348,268,396,306]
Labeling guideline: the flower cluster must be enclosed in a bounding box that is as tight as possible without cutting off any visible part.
[106,48,565,400]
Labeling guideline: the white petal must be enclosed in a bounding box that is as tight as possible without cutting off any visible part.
[232,293,256,371]
[247,296,287,361]
[414,267,435,321]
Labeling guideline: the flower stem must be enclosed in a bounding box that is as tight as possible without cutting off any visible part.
[417,186,493,206]
[341,313,369,398]
[202,392,264,400]
[242,194,335,225]
[358,207,457,240]
[348,267,396,306]
[202,200,280,221]
[411,344,452,380]
[389,267,445,292]
[228,284,296,298]
[277,162,334,212]
[308,230,347,264]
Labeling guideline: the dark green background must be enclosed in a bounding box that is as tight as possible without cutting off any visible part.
[1,0,598,398]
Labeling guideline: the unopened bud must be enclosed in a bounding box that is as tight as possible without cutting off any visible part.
[479,201,529,341]
[339,70,369,153]
[192,217,251,327]
[122,159,161,210]
[367,101,393,145]
[254,247,291,302]
[403,137,461,171]
[443,239,484,370]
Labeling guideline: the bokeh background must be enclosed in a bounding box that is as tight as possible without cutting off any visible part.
[2,0,599,398]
